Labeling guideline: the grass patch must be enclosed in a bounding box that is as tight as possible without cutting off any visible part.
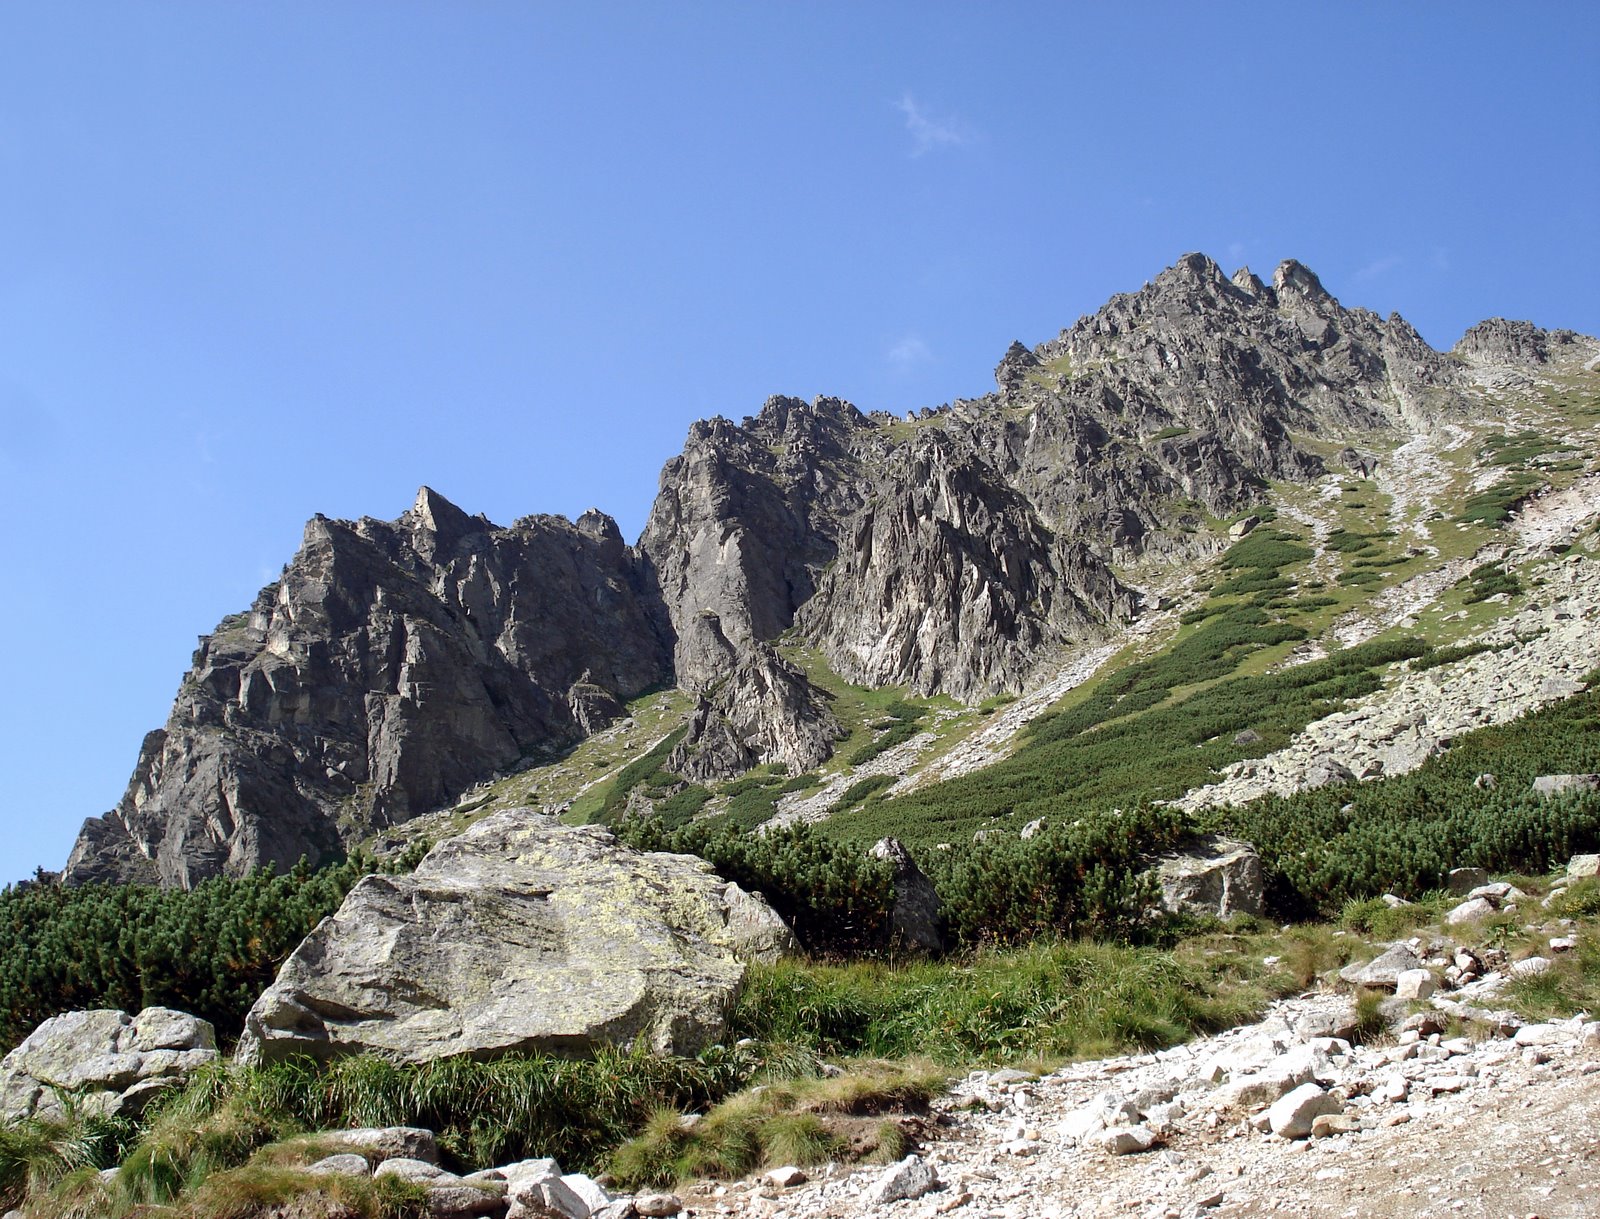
[1457,561,1522,605]
[1457,473,1544,527]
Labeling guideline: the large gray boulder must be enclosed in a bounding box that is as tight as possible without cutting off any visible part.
[235,809,796,1066]
[0,1007,218,1121]
[1153,835,1264,919]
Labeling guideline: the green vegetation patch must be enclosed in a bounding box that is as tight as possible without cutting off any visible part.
[1457,561,1522,605]
[827,629,1424,852]
[0,859,370,1054]
[1457,473,1544,527]
[1206,687,1600,916]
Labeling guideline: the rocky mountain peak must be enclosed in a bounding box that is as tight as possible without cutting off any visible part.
[1272,258,1332,302]
[402,485,482,562]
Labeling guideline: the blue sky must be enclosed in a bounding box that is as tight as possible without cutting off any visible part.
[2,3,1596,883]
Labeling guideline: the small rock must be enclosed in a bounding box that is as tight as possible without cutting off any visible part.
[1550,936,1577,953]
[1533,775,1600,797]
[1310,1113,1359,1138]
[1446,867,1489,895]
[1266,1084,1341,1139]
[1513,1023,1564,1046]
[635,1193,686,1218]
[873,1155,939,1203]
[428,1183,508,1217]
[1097,1124,1158,1155]
[1445,897,1495,925]
[320,1126,440,1164]
[374,1157,452,1183]
[305,1153,372,1177]
[1394,969,1436,1000]
[1338,944,1421,989]
[1510,956,1553,978]
[766,1165,807,1188]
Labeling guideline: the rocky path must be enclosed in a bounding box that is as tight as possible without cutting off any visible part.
[695,994,1600,1219]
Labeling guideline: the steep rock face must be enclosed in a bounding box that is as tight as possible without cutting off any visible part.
[798,431,1137,699]
[639,395,877,689]
[65,489,672,888]
[668,642,843,783]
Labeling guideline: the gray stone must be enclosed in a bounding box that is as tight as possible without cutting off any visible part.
[870,837,944,953]
[238,809,792,1064]
[1153,835,1264,919]
[1097,1124,1158,1155]
[873,1154,939,1203]
[1445,897,1496,925]
[1568,854,1600,879]
[766,1165,808,1188]
[316,1127,440,1164]
[510,1174,590,1219]
[426,1183,507,1217]
[1446,867,1489,895]
[634,1194,685,1218]
[559,1174,610,1213]
[1338,944,1422,990]
[0,1006,218,1121]
[375,1157,452,1182]
[305,1153,372,1177]
[1266,1083,1341,1138]
[1532,774,1600,797]
[1510,956,1553,978]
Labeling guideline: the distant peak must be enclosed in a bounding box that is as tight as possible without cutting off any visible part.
[406,485,478,558]
[1231,266,1269,298]
[1273,259,1331,302]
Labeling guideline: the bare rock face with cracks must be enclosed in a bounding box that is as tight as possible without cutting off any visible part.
[59,252,1596,889]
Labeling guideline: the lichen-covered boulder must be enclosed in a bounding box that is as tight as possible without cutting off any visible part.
[235,808,796,1065]
[0,1006,218,1121]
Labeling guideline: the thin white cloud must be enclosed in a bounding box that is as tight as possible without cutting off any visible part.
[1226,241,1247,263]
[1354,255,1402,282]
[887,335,933,370]
[895,93,971,156]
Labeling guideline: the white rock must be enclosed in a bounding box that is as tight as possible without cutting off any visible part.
[374,1157,453,1183]
[765,1165,807,1188]
[562,1173,611,1212]
[1568,853,1600,879]
[1266,1084,1341,1139]
[1395,969,1436,1000]
[1097,1124,1158,1155]
[634,1193,684,1218]
[1550,936,1577,952]
[1510,956,1553,978]
[1513,1023,1564,1046]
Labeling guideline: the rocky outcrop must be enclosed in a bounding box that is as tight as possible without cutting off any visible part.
[65,488,673,888]
[669,643,842,782]
[1452,318,1597,367]
[869,837,943,953]
[798,431,1137,699]
[0,1007,218,1121]
[1153,835,1265,920]
[235,808,796,1066]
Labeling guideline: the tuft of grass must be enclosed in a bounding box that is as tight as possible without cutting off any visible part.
[609,1061,934,1189]
[176,1164,430,1219]
[0,1105,138,1211]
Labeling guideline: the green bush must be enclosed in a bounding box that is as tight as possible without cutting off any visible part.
[0,860,368,1053]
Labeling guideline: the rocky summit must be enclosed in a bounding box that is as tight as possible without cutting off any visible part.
[59,252,1600,888]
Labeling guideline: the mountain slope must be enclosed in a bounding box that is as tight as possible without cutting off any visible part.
[60,254,1600,887]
